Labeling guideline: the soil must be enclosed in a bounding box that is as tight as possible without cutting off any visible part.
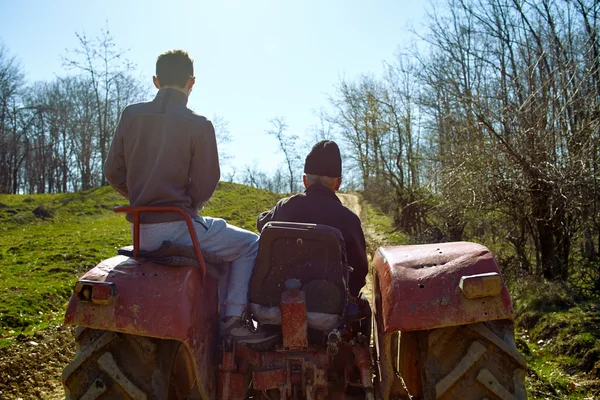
[336,193,376,302]
[0,325,75,399]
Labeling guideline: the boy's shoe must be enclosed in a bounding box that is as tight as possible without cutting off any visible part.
[220,316,279,345]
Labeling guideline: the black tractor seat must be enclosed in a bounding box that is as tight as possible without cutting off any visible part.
[249,221,348,330]
[117,241,228,278]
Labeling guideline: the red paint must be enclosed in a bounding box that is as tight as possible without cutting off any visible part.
[281,288,308,350]
[218,372,245,400]
[252,368,286,390]
[352,345,374,390]
[89,281,116,304]
[60,210,521,398]
[223,344,335,398]
[373,241,514,333]
[219,343,246,400]
[64,256,219,398]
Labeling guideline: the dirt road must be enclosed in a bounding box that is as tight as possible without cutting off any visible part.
[0,325,73,399]
[336,193,375,303]
[336,193,361,216]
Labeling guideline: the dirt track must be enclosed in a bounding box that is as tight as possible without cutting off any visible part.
[0,325,73,399]
[0,194,369,400]
[336,193,375,302]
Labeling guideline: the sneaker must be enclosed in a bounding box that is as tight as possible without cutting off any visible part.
[220,316,279,345]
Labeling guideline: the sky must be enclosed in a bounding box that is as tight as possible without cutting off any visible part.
[0,0,428,179]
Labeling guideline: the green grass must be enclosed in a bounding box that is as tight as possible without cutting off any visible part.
[0,182,281,346]
[518,308,600,399]
[511,278,600,398]
[205,182,281,232]
[362,202,409,249]
[3,185,599,398]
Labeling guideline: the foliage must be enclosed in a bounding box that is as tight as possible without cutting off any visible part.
[0,31,146,195]
[511,277,600,398]
[364,196,600,398]
[324,0,600,286]
[362,202,409,252]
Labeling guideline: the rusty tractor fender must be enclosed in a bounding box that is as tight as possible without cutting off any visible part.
[64,256,219,399]
[373,241,514,334]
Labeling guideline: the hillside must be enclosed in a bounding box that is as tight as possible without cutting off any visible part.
[0,182,281,344]
[0,186,598,399]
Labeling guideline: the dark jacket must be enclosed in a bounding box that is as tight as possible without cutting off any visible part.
[104,88,220,223]
[257,184,368,296]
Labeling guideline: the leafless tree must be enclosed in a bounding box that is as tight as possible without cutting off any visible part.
[241,163,287,193]
[417,0,600,280]
[0,43,25,194]
[267,117,300,193]
[325,0,600,284]
[62,27,140,185]
[327,68,427,234]
[0,29,146,194]
[212,115,233,166]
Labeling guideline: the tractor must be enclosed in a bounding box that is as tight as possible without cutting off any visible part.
[61,206,526,399]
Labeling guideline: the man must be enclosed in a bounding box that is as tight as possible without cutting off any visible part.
[257,140,368,297]
[104,50,274,344]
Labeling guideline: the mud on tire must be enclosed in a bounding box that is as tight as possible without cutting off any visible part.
[62,327,190,400]
[414,320,527,400]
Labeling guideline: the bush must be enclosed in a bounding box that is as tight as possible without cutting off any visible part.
[32,204,55,219]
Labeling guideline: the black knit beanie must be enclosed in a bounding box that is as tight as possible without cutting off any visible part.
[304,140,342,178]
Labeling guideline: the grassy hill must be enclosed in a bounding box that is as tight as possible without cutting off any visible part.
[0,186,598,398]
[0,182,281,345]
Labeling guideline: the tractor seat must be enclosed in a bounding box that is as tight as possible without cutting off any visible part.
[249,221,348,331]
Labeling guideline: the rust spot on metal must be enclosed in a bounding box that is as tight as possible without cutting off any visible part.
[281,286,308,351]
[373,242,515,333]
[252,369,286,390]
[64,256,220,399]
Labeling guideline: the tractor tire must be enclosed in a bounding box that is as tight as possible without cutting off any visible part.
[62,327,200,400]
[414,320,527,400]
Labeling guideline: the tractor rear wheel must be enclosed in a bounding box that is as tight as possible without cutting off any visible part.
[413,320,527,400]
[62,327,199,400]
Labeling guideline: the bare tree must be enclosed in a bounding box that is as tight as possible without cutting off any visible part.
[416,0,600,280]
[0,43,25,193]
[323,0,599,284]
[62,27,138,185]
[327,69,427,234]
[267,117,300,193]
[241,163,287,193]
[212,115,233,166]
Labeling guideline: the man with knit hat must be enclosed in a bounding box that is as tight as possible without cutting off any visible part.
[257,140,368,297]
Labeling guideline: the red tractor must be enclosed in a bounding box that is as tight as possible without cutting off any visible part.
[62,206,526,399]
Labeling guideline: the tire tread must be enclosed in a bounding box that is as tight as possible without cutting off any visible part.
[417,320,527,400]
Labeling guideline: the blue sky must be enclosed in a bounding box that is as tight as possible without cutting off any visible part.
[0,0,428,179]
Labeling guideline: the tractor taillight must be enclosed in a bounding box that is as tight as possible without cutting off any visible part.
[459,272,502,299]
[74,280,117,305]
